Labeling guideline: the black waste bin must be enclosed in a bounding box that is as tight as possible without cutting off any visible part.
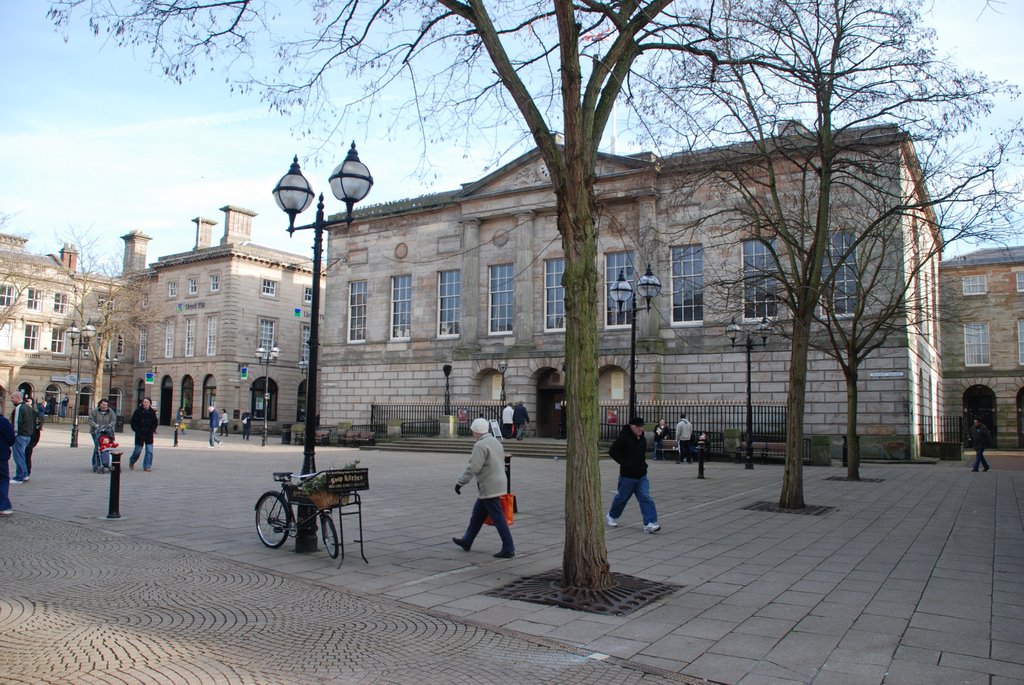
[282,423,292,444]
[115,415,125,433]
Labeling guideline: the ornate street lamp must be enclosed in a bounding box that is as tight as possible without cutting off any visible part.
[105,355,120,412]
[727,317,771,470]
[497,360,508,405]
[442,364,453,416]
[608,263,662,420]
[254,344,281,446]
[273,142,373,553]
[67,322,96,448]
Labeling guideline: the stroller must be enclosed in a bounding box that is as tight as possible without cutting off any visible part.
[93,426,122,473]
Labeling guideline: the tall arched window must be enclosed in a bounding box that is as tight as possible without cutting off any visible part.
[202,375,217,418]
[251,377,278,421]
[297,380,307,422]
[181,375,195,416]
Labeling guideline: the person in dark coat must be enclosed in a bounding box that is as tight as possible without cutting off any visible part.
[128,398,159,471]
[0,415,16,515]
[512,401,530,440]
[606,416,660,533]
[969,418,992,472]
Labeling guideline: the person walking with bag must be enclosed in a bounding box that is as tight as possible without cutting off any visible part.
[451,417,515,558]
[208,406,222,448]
[606,416,661,533]
[128,398,158,471]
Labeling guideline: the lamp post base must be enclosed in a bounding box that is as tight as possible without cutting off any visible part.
[70,423,79,448]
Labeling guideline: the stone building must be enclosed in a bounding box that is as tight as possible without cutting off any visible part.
[0,233,132,419]
[320,128,941,458]
[939,245,1024,448]
[123,206,316,434]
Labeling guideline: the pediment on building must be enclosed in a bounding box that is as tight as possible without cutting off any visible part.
[454,148,656,200]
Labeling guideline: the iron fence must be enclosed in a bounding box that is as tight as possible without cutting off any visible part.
[370,402,504,439]
[919,414,968,445]
[599,401,787,442]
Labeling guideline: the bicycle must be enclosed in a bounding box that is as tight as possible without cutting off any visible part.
[254,471,339,559]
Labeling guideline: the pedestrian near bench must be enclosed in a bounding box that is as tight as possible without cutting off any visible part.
[451,417,515,558]
[606,416,660,533]
[674,413,693,464]
[128,398,158,471]
[969,418,992,472]
[651,419,668,460]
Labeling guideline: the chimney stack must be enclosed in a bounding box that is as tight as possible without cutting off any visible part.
[220,205,256,245]
[121,230,152,274]
[194,216,217,250]
[59,244,79,271]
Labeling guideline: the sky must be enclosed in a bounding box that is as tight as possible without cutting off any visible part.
[0,1,1021,265]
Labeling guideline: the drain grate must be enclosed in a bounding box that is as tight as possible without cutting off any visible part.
[742,501,834,516]
[486,569,681,616]
[825,476,884,482]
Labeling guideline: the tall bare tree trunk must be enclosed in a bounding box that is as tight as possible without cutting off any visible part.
[844,367,861,480]
[780,313,810,509]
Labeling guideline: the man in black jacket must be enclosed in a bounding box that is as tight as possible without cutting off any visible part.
[128,398,159,471]
[606,416,660,533]
[969,418,992,472]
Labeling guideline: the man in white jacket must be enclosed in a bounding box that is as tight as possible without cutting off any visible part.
[452,417,515,558]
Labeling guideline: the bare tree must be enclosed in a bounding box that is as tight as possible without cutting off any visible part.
[635,0,1019,507]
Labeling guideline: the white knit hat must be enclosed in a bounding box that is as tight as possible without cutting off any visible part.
[470,418,490,435]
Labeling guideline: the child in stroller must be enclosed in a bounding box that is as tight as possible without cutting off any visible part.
[94,426,122,473]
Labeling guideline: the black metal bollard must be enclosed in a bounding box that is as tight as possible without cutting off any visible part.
[842,435,848,468]
[173,426,179,447]
[504,454,518,513]
[107,452,122,519]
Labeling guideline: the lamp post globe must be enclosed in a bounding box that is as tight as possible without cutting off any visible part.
[274,142,373,554]
[729,317,771,470]
[609,265,660,420]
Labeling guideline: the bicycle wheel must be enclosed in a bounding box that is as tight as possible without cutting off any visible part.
[255,492,292,548]
[319,511,340,559]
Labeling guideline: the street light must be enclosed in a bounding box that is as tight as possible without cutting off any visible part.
[67,322,96,448]
[442,364,453,416]
[727,317,771,470]
[608,263,662,420]
[254,344,280,446]
[497,360,508,405]
[273,141,373,553]
[105,355,120,412]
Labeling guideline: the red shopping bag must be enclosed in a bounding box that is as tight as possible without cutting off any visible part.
[484,493,515,526]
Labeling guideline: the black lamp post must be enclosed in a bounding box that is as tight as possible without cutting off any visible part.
[442,364,453,416]
[254,344,280,446]
[273,142,373,553]
[105,355,120,411]
[608,264,662,420]
[67,322,96,448]
[727,317,771,470]
[497,360,508,405]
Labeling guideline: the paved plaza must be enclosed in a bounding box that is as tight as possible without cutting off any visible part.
[2,425,1023,684]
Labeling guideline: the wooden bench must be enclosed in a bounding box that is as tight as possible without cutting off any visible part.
[738,441,786,463]
[314,428,333,446]
[341,430,376,447]
[657,439,678,460]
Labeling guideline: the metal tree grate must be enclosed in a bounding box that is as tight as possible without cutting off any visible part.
[742,501,834,516]
[486,569,681,616]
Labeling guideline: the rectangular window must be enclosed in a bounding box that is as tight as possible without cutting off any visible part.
[138,327,148,363]
[261,278,278,297]
[743,239,778,320]
[671,245,704,323]
[187,276,198,296]
[962,275,987,295]
[348,281,367,343]
[167,280,177,298]
[301,324,310,362]
[606,252,635,327]
[438,270,461,337]
[206,316,218,356]
[184,317,196,357]
[258,319,276,350]
[209,274,220,292]
[391,275,412,339]
[0,324,11,349]
[53,292,69,314]
[51,328,66,355]
[164,324,175,358]
[26,288,42,311]
[1019,320,1024,365]
[141,292,149,309]
[303,286,313,305]
[1017,272,1024,293]
[23,324,39,351]
[544,259,566,331]
[826,232,858,316]
[489,263,514,334]
[0,284,15,307]
[116,335,125,355]
[964,323,990,366]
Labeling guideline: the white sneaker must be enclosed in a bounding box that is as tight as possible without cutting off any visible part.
[643,522,661,533]
[605,514,618,528]
[0,509,13,515]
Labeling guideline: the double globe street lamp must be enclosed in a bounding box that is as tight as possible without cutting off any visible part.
[608,264,662,420]
[67,322,96,448]
[273,142,373,553]
[254,344,280,446]
[726,317,771,470]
